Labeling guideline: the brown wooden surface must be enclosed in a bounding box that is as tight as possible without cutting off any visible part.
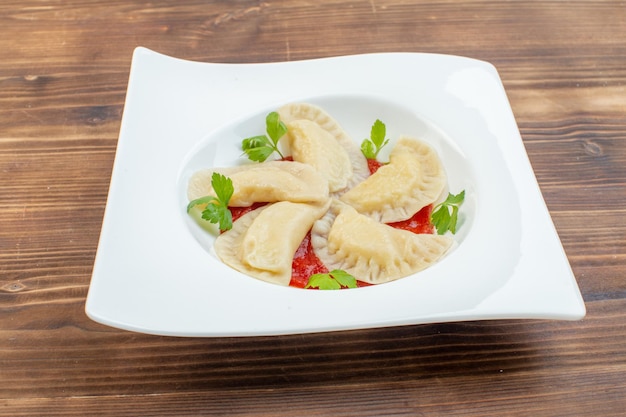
[1,1,625,415]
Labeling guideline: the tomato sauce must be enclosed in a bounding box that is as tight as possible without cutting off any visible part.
[229,202,267,223]
[387,204,435,235]
[289,232,328,288]
[367,158,384,174]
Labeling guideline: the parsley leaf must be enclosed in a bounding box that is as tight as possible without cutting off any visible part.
[305,269,358,290]
[186,172,234,231]
[266,111,288,143]
[361,119,390,159]
[242,112,286,162]
[241,135,275,162]
[430,190,465,235]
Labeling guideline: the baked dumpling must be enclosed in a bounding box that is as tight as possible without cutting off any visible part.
[278,103,369,195]
[187,160,329,207]
[214,201,330,286]
[285,119,353,193]
[340,136,447,223]
[311,200,453,284]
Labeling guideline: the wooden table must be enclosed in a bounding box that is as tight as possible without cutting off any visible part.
[1,1,625,415]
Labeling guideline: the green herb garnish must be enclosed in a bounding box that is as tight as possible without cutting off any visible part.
[360,119,390,159]
[186,172,234,231]
[430,190,465,235]
[305,269,358,290]
[241,111,287,162]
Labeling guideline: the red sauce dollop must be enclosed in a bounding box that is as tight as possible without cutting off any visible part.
[290,232,374,289]
[367,158,384,174]
[290,232,328,288]
[387,204,435,235]
[229,202,267,223]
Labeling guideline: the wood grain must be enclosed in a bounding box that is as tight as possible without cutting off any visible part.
[1,1,625,415]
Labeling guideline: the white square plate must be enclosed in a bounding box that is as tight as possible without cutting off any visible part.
[85,47,585,337]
